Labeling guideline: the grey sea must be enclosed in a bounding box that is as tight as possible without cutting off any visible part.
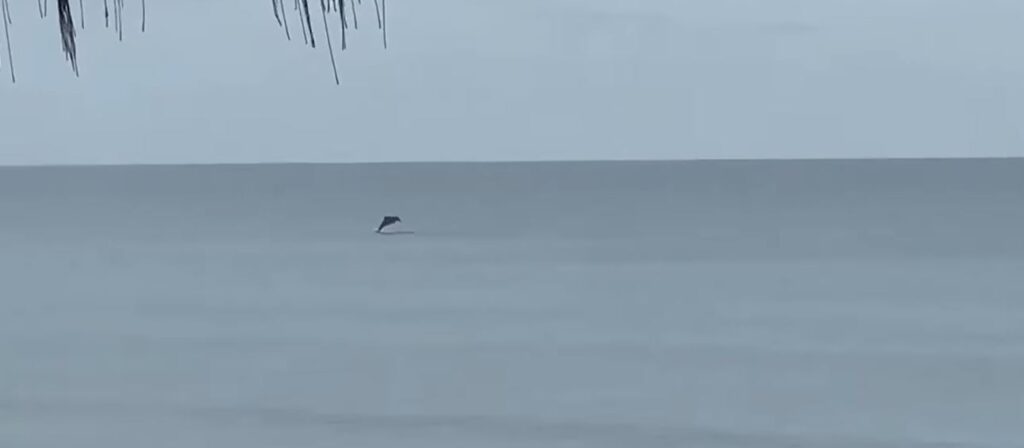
[1,159,1022,447]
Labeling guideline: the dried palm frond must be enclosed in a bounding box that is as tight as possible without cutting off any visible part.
[0,0,389,83]
[2,0,14,83]
[57,0,78,76]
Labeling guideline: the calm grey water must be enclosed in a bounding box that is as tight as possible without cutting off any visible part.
[1,160,1023,447]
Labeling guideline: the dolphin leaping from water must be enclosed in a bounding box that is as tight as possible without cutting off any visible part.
[376,216,402,233]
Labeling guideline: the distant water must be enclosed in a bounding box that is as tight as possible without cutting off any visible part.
[1,159,1023,448]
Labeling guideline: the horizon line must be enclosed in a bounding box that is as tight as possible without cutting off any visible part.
[0,155,1021,170]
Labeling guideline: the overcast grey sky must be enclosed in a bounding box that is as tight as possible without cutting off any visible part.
[1,0,1023,165]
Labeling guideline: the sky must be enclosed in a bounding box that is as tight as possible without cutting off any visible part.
[1,0,1023,165]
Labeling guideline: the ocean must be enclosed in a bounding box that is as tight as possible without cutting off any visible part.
[1,159,1022,447]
